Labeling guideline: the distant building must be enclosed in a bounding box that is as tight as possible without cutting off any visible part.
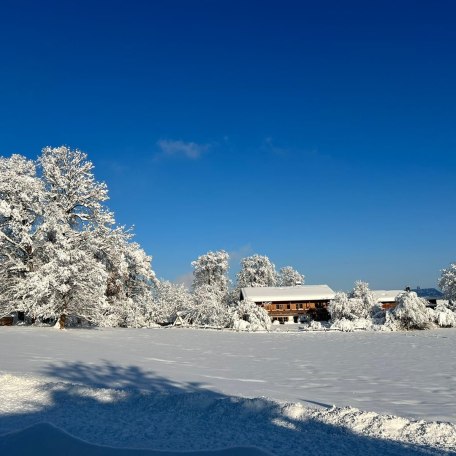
[372,290,404,310]
[372,288,444,309]
[411,288,444,306]
[240,285,335,324]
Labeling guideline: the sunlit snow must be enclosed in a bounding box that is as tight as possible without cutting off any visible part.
[1,327,456,455]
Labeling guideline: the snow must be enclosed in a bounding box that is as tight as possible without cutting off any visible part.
[241,285,335,302]
[372,290,404,303]
[1,327,456,455]
[0,423,270,456]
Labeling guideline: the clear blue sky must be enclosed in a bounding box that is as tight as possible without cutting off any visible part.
[1,0,455,290]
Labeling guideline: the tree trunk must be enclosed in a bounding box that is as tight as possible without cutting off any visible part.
[58,313,66,329]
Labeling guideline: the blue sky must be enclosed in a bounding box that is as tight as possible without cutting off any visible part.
[1,0,455,290]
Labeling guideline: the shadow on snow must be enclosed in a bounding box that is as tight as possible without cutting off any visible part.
[0,361,444,456]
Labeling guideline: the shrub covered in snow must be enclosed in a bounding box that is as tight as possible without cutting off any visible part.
[330,318,355,332]
[308,320,324,331]
[330,317,373,332]
[431,302,456,328]
[389,291,432,330]
[231,299,271,331]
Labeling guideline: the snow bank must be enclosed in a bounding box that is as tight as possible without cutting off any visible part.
[0,375,454,455]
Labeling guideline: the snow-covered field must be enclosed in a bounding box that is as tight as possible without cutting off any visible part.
[1,327,455,455]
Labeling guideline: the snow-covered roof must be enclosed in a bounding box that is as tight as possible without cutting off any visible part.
[241,285,335,302]
[412,288,444,300]
[372,290,404,303]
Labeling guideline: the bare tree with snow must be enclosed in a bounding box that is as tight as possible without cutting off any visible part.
[329,292,353,320]
[0,146,157,328]
[349,281,375,318]
[0,155,44,315]
[277,266,305,287]
[191,250,230,295]
[439,263,456,305]
[236,254,277,289]
[151,280,192,326]
[184,284,231,327]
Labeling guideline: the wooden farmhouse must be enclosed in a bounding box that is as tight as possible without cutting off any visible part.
[240,285,335,323]
[372,290,404,309]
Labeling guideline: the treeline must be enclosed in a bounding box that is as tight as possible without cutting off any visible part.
[0,147,294,330]
[324,280,456,332]
[1,146,455,331]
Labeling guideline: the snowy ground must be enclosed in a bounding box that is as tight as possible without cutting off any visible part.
[1,327,455,455]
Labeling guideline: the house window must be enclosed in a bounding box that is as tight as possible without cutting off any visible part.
[276,304,281,310]
[287,304,290,309]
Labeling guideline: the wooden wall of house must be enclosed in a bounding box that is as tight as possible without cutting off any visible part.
[262,300,328,312]
[381,302,396,310]
[259,300,330,321]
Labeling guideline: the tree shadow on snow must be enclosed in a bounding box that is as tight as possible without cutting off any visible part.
[0,361,446,456]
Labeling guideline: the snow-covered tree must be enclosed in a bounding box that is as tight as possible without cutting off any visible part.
[439,263,456,304]
[329,292,352,320]
[0,146,157,328]
[39,146,113,229]
[231,299,271,331]
[431,301,456,328]
[277,266,305,287]
[103,241,157,328]
[30,146,116,327]
[191,250,230,295]
[390,291,431,330]
[328,292,366,321]
[183,284,231,327]
[12,227,108,328]
[151,280,192,325]
[349,281,375,318]
[236,254,277,288]
[185,250,232,326]
[0,155,44,314]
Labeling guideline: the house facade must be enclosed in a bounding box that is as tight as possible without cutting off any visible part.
[240,285,335,323]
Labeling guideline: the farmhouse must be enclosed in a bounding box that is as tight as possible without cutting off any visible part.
[372,290,404,310]
[240,285,335,323]
[373,288,445,309]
